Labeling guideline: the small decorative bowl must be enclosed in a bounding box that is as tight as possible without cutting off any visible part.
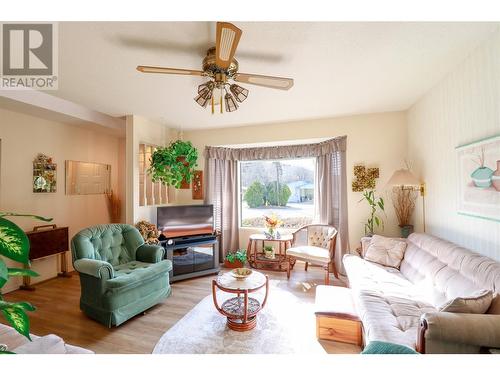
[231,267,253,279]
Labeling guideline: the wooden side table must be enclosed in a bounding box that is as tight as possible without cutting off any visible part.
[212,271,269,331]
[247,233,293,272]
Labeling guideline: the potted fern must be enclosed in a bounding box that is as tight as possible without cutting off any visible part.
[224,249,247,269]
[0,212,52,353]
[148,140,198,189]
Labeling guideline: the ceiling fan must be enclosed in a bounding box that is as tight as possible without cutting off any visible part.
[136,22,294,114]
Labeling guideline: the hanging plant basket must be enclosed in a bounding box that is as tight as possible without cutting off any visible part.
[148,140,198,189]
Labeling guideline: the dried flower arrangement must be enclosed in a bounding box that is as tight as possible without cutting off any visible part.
[105,190,121,223]
[391,187,418,227]
[135,220,161,244]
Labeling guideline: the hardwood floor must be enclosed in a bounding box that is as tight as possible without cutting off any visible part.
[5,263,360,354]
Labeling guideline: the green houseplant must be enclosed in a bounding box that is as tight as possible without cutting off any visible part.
[224,249,247,269]
[148,140,198,188]
[0,212,51,352]
[359,190,385,236]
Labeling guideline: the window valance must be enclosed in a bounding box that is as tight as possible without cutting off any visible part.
[204,136,346,161]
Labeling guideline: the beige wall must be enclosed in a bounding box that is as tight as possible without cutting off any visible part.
[0,107,124,292]
[125,115,174,225]
[408,28,500,260]
[177,111,408,249]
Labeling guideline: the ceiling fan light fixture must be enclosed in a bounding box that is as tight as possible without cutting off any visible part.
[229,84,249,103]
[194,88,213,108]
[224,92,238,112]
[198,81,215,94]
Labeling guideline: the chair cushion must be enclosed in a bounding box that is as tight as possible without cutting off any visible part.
[307,226,336,248]
[287,245,330,264]
[106,260,172,292]
[364,235,407,269]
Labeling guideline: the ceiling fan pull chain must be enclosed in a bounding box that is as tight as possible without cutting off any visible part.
[220,88,223,114]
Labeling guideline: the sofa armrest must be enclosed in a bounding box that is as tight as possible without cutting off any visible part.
[136,243,165,263]
[73,259,114,279]
[418,312,500,353]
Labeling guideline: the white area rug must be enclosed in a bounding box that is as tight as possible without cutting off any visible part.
[153,284,325,354]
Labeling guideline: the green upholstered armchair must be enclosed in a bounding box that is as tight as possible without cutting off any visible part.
[71,224,172,327]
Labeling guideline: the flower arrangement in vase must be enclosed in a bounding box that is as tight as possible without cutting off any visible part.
[263,214,283,239]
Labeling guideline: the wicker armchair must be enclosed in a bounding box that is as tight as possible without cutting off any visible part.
[286,224,338,285]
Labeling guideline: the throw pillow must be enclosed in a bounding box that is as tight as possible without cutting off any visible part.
[439,290,493,314]
[13,334,67,354]
[361,341,419,354]
[363,235,407,269]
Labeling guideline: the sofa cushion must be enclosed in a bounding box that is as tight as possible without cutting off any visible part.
[400,233,500,302]
[343,254,424,300]
[106,260,172,292]
[13,334,67,354]
[364,235,407,269]
[439,290,493,314]
[287,245,330,264]
[344,253,436,348]
[355,289,436,348]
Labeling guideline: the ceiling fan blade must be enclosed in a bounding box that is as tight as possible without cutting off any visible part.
[136,66,204,76]
[215,22,242,69]
[234,73,294,90]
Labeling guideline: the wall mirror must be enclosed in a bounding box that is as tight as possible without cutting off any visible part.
[33,153,57,193]
[65,160,111,195]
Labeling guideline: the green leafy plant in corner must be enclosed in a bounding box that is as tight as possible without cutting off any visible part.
[148,140,198,188]
[225,249,247,264]
[359,190,385,236]
[0,212,52,353]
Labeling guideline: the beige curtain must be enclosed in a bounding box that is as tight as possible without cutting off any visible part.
[204,135,348,263]
[315,137,349,274]
[205,157,239,259]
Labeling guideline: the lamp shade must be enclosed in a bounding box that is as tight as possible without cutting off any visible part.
[385,169,420,189]
[224,92,238,112]
[229,84,249,103]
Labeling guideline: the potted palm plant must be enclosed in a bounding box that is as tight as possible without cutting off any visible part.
[359,189,385,236]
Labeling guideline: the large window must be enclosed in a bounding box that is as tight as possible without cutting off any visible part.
[239,158,315,228]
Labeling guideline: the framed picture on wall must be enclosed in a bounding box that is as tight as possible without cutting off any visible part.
[456,135,500,221]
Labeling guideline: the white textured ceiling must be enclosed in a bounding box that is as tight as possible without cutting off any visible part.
[53,22,498,130]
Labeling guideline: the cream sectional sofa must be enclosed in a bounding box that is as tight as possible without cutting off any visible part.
[0,323,93,354]
[343,232,500,353]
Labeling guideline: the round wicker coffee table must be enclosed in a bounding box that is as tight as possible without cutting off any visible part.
[212,270,269,331]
